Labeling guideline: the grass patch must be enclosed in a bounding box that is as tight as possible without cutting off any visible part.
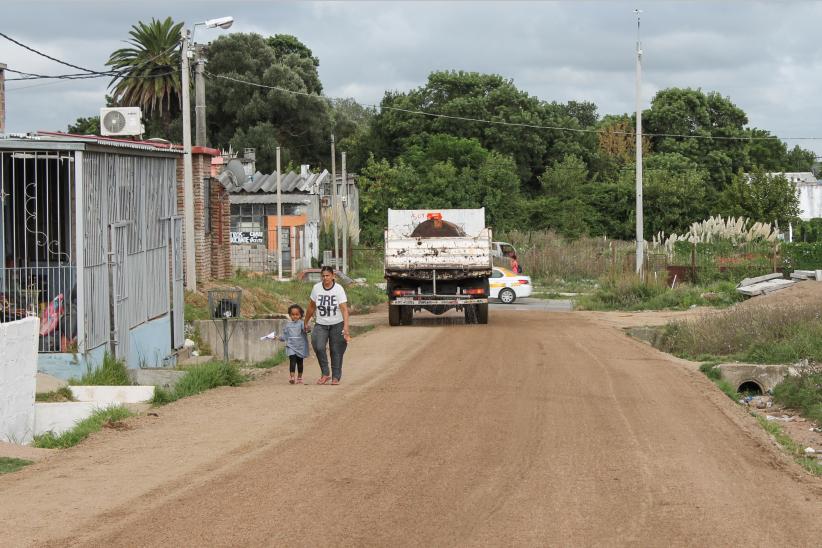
[152,361,247,405]
[69,354,131,386]
[33,406,133,449]
[658,301,822,364]
[184,290,210,321]
[754,414,822,476]
[698,361,740,401]
[577,275,741,311]
[350,324,375,337]
[0,457,33,474]
[255,349,287,369]
[35,386,74,402]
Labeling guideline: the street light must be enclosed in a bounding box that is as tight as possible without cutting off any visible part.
[181,16,233,290]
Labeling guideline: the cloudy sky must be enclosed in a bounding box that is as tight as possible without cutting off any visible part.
[3,1,822,155]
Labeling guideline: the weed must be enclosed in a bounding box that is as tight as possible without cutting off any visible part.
[69,354,131,386]
[33,406,133,449]
[350,324,375,337]
[35,386,74,402]
[151,361,246,405]
[0,457,33,474]
[754,414,822,476]
[577,275,740,311]
[772,368,822,426]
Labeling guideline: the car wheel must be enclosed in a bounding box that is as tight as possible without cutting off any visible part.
[498,287,516,304]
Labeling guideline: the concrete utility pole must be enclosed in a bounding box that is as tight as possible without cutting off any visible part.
[181,30,197,290]
[342,151,348,274]
[194,55,207,147]
[634,9,644,276]
[276,147,283,281]
[330,134,338,268]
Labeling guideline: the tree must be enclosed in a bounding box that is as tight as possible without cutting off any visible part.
[356,135,521,243]
[718,168,800,227]
[367,70,598,192]
[68,116,100,135]
[106,17,183,134]
[205,33,332,169]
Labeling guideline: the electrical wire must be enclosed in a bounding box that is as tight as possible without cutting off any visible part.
[0,30,100,74]
[207,71,822,143]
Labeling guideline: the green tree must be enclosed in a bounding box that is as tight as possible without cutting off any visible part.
[106,17,183,134]
[205,33,332,168]
[718,167,800,227]
[68,116,100,135]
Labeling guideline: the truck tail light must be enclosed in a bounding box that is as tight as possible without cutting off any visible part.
[392,289,415,296]
[464,288,485,295]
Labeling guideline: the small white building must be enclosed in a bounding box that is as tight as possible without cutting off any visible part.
[765,172,821,220]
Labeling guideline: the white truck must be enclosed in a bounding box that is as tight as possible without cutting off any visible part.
[384,208,492,325]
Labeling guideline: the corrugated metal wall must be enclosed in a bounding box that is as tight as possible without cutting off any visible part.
[82,151,179,358]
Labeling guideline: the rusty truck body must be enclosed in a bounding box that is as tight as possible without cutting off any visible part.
[384,208,492,325]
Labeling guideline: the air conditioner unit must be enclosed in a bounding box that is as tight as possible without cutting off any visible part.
[100,107,145,137]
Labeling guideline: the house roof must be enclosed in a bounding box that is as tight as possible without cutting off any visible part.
[217,158,330,194]
[0,131,185,156]
[766,172,818,184]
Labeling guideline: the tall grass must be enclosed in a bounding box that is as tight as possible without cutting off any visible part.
[69,354,131,386]
[658,302,822,363]
[576,274,740,311]
[152,361,246,405]
[33,406,133,449]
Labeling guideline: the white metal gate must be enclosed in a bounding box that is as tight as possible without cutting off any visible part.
[170,216,185,349]
[109,223,130,360]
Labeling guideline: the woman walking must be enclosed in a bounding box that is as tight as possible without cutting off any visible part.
[304,266,351,385]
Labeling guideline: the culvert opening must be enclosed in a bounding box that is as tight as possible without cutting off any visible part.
[737,381,763,396]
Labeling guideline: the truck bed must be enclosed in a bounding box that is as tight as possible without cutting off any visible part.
[384,229,493,274]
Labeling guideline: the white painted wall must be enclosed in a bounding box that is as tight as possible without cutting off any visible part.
[69,385,154,405]
[0,317,39,444]
[796,182,822,220]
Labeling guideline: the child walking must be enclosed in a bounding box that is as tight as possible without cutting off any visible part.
[280,304,310,384]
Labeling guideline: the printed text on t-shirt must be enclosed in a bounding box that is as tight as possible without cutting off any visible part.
[317,294,338,317]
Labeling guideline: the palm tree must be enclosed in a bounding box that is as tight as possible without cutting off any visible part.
[106,17,184,129]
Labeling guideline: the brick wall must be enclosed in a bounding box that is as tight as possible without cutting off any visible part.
[176,148,231,288]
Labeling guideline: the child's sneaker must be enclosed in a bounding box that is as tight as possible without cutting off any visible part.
[296,377,303,384]
[289,375,295,384]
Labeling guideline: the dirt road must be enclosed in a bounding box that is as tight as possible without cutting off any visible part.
[3,311,822,546]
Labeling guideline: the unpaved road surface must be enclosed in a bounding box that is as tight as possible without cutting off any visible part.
[3,311,822,546]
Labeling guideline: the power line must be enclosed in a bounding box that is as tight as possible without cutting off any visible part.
[0,31,100,74]
[206,72,822,142]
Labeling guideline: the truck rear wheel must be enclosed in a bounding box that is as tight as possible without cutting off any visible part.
[388,304,401,326]
[464,305,477,324]
[400,306,413,325]
[477,303,489,324]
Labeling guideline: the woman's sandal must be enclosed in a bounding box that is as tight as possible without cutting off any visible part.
[316,375,331,385]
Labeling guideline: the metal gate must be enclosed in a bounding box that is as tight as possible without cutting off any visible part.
[170,216,185,349]
[108,223,130,360]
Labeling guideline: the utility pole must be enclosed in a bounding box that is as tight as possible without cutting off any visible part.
[330,134,338,269]
[342,151,348,274]
[634,9,644,276]
[194,55,207,147]
[276,147,283,281]
[0,63,6,134]
[181,30,197,290]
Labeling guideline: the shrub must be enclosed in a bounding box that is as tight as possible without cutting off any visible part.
[773,367,822,425]
[70,354,131,386]
[151,361,246,405]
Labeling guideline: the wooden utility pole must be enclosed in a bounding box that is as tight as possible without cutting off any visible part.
[0,63,6,134]
[276,147,283,281]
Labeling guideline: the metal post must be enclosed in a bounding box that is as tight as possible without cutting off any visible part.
[276,147,283,280]
[342,151,348,274]
[331,135,338,269]
[181,30,197,290]
[222,317,229,362]
[634,10,644,276]
[194,56,207,147]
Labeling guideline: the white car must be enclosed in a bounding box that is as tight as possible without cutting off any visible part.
[489,267,532,304]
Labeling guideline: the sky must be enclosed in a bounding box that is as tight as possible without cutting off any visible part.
[3,0,822,155]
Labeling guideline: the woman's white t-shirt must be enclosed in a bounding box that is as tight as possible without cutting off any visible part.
[310,281,348,325]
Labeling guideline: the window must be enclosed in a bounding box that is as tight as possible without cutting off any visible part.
[491,269,504,278]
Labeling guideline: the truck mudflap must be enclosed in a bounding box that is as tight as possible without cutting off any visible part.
[392,297,488,306]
